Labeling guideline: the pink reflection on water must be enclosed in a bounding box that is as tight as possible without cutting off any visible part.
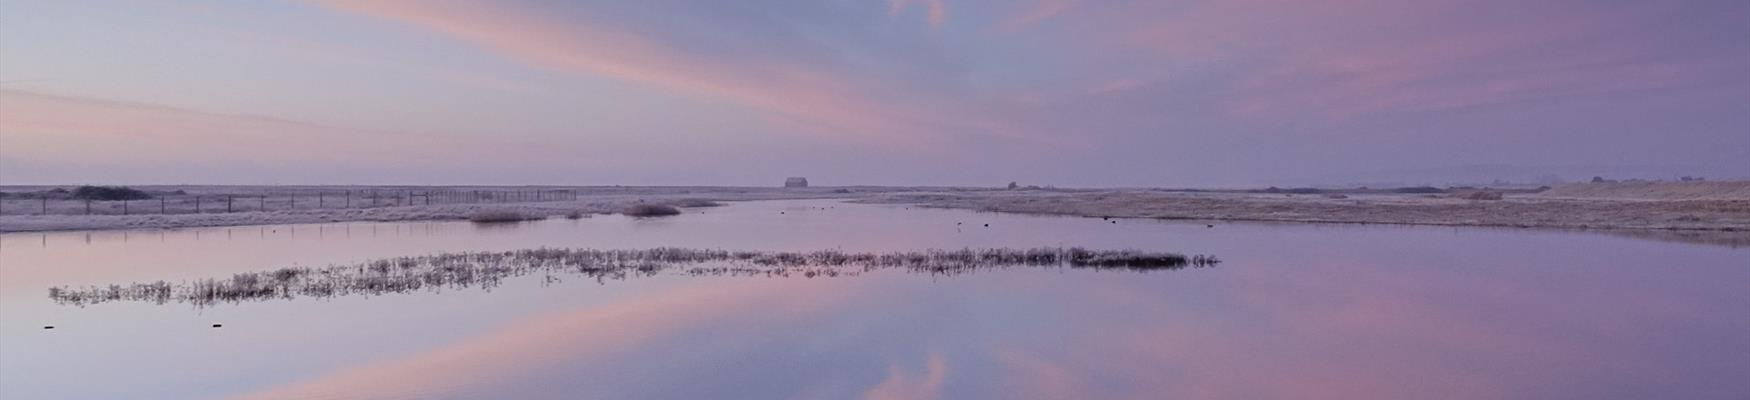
[237,277,861,399]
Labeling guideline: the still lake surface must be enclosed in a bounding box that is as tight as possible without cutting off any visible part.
[1,199,1746,399]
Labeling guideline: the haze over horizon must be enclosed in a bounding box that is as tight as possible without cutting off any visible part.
[2,0,1746,187]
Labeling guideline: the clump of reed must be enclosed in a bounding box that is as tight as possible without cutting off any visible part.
[624,204,682,217]
[48,247,1218,307]
[467,210,537,223]
[668,199,723,208]
[1455,190,1503,200]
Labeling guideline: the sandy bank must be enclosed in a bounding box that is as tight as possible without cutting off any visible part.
[860,189,1750,232]
[1536,181,1750,201]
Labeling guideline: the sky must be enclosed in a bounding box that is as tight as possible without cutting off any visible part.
[1,0,1746,187]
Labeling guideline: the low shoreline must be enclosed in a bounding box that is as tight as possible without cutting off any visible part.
[857,190,1749,231]
[0,187,877,233]
[4,186,1748,247]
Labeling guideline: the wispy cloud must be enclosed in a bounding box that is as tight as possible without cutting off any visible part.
[889,0,949,27]
[994,0,1076,33]
[309,0,997,146]
[0,90,462,166]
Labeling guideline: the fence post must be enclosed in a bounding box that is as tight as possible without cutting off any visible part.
[85,199,91,215]
[227,196,233,213]
[42,196,48,214]
[197,196,202,213]
[160,197,166,214]
[260,196,265,211]
[346,191,352,208]
[320,192,325,208]
[123,200,129,215]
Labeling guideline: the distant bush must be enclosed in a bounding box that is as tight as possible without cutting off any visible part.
[564,211,587,219]
[624,204,682,217]
[467,210,535,223]
[1392,186,1446,194]
[72,186,153,200]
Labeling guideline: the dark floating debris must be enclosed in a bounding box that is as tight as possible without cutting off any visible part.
[48,247,1219,308]
[43,326,54,330]
[212,324,223,328]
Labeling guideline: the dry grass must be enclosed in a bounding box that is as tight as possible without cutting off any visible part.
[1538,181,1750,200]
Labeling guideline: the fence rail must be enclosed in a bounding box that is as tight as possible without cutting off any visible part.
[0,189,579,216]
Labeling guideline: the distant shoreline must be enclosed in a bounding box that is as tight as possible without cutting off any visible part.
[3,183,1746,246]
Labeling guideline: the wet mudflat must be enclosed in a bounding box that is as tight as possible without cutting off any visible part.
[1,199,1746,399]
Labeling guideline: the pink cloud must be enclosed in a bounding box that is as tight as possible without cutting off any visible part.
[1109,0,1720,119]
[988,347,1088,400]
[309,1,977,147]
[0,90,484,167]
[889,0,949,27]
[994,0,1077,33]
[862,353,948,400]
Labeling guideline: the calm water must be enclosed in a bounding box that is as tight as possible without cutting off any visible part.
[1,200,1746,399]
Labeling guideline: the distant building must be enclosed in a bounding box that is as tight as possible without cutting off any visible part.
[784,177,809,188]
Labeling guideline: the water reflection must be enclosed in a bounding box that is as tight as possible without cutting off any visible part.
[1,200,1746,399]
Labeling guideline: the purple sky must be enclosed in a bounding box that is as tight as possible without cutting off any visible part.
[2,0,1746,186]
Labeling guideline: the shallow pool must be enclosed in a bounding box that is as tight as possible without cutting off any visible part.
[2,199,1745,399]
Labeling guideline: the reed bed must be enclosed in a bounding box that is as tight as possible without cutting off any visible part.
[48,247,1217,307]
[467,210,540,223]
[623,204,683,216]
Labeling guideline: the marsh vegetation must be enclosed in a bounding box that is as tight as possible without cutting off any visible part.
[624,204,683,217]
[467,210,541,223]
[47,247,1218,307]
